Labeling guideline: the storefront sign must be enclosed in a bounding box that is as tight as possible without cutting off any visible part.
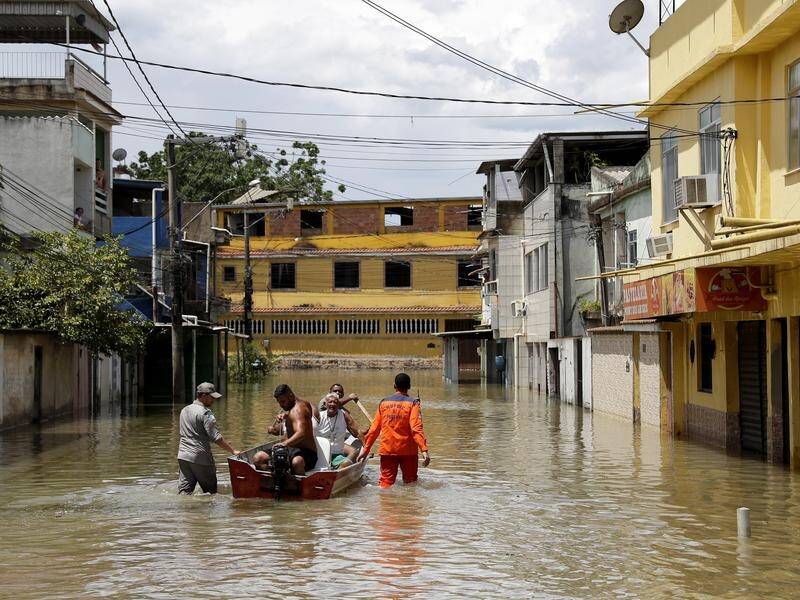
[623,266,766,320]
[623,270,696,320]
[695,267,767,312]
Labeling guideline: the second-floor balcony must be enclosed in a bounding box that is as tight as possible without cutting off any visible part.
[0,52,111,105]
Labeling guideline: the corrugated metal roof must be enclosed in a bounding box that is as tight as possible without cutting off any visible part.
[0,1,115,43]
[228,305,479,315]
[230,186,282,205]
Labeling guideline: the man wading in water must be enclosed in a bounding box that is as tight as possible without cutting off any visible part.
[177,382,239,494]
[358,373,430,488]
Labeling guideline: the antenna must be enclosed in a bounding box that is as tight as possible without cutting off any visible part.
[112,148,128,162]
[609,0,649,57]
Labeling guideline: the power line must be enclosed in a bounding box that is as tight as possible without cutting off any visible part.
[97,0,188,138]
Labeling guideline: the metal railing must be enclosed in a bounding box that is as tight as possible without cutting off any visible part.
[0,52,66,79]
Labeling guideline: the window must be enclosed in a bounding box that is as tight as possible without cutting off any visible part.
[385,319,439,334]
[384,206,413,228]
[789,61,800,171]
[385,260,411,288]
[335,319,379,335]
[270,262,296,289]
[226,212,265,236]
[698,322,714,392]
[524,251,534,295]
[223,266,236,282]
[271,319,328,335]
[661,130,679,223]
[699,102,721,195]
[489,249,497,281]
[627,230,638,267]
[537,243,548,291]
[457,259,481,287]
[334,261,360,289]
[300,209,325,235]
[467,204,482,230]
[224,319,265,335]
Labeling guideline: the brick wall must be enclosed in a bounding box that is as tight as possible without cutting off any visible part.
[591,333,633,421]
[269,210,300,238]
[639,333,661,428]
[333,206,380,234]
[411,206,439,232]
[444,205,468,231]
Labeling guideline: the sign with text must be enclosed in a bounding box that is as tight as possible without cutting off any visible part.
[695,267,767,312]
[623,270,695,320]
[623,266,766,320]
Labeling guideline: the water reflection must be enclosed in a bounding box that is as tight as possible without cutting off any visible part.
[2,370,800,598]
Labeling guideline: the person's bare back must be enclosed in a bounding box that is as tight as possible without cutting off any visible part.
[284,398,316,452]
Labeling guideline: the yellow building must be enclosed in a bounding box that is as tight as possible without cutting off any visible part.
[618,0,800,465]
[213,197,483,358]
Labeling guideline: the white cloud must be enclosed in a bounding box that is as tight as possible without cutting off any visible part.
[101,0,662,199]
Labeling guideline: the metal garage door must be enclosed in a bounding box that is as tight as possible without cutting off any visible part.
[738,321,767,455]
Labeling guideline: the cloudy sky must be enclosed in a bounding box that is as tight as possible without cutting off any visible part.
[88,0,676,200]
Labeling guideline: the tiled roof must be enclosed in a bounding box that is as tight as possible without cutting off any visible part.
[228,305,479,315]
[218,245,479,258]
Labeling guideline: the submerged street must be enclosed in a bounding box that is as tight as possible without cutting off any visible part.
[1,370,799,598]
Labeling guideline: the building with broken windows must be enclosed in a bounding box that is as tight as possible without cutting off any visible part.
[212,196,483,357]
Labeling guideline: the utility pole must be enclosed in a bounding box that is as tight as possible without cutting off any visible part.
[591,214,610,326]
[166,135,185,403]
[243,211,253,338]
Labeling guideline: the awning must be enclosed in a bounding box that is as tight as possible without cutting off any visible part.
[432,329,493,339]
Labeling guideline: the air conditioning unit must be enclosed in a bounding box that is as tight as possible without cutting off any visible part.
[511,300,527,318]
[674,175,719,209]
[646,233,673,258]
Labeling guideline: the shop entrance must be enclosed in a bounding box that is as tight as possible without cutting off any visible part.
[738,321,767,456]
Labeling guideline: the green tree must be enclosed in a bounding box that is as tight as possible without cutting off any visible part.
[130,135,344,203]
[0,231,151,357]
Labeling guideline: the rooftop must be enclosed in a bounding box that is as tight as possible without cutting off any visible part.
[0,1,114,44]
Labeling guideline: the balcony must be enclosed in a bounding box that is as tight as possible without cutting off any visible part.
[0,52,111,106]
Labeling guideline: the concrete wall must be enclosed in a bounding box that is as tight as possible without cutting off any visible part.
[582,335,592,410]
[0,116,75,235]
[0,332,84,429]
[495,235,524,339]
[523,187,555,341]
[591,333,634,420]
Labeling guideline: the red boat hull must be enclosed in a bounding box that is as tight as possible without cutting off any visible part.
[228,442,367,500]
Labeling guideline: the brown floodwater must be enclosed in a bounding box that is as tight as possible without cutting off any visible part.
[1,369,800,598]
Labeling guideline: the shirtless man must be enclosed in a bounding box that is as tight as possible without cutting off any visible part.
[271,384,318,474]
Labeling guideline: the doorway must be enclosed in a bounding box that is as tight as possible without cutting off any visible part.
[738,321,767,456]
[33,346,43,423]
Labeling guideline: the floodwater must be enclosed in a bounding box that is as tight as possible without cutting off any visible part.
[2,371,800,599]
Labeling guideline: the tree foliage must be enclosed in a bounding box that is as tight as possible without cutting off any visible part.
[129,135,344,204]
[0,231,151,357]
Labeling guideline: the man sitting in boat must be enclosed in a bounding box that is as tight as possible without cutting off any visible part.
[318,392,365,468]
[319,383,357,413]
[271,384,318,474]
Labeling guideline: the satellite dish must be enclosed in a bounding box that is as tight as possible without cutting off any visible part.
[112,148,128,162]
[609,0,644,33]
[609,0,649,56]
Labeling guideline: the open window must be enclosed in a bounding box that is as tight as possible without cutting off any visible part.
[698,322,714,392]
[467,204,482,230]
[270,262,296,290]
[300,209,325,235]
[223,266,236,282]
[457,259,481,287]
[384,206,413,228]
[385,260,411,288]
[334,261,360,289]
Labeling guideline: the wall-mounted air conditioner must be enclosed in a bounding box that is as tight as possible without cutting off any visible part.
[511,300,527,318]
[646,233,673,257]
[674,175,719,209]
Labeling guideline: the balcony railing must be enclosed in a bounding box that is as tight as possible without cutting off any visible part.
[0,52,66,79]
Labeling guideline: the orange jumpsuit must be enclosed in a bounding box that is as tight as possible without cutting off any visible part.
[363,392,428,488]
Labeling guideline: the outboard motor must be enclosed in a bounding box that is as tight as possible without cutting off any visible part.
[270,444,290,500]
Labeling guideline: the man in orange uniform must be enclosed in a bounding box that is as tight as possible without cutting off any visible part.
[357,373,430,488]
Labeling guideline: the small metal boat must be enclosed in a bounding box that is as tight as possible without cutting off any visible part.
[227,437,368,500]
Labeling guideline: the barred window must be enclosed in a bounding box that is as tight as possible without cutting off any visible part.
[224,319,265,335]
[270,319,329,335]
[335,319,380,335]
[385,318,439,335]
